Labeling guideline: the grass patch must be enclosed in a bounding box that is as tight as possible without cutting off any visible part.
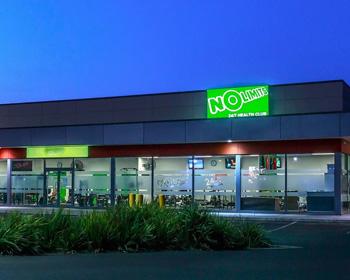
[0,204,270,255]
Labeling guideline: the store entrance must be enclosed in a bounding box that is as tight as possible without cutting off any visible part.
[45,168,73,207]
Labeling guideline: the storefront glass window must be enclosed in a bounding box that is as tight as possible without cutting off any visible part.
[241,154,285,211]
[115,157,152,204]
[287,153,334,212]
[154,156,192,207]
[194,156,236,209]
[74,158,111,207]
[11,159,44,206]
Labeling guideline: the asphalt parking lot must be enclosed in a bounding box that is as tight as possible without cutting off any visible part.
[0,221,349,280]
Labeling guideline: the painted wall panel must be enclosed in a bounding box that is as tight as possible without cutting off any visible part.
[0,82,344,128]
[340,113,350,136]
[42,101,77,115]
[6,115,43,127]
[281,114,340,139]
[152,93,194,107]
[104,123,143,145]
[31,127,67,145]
[144,122,186,144]
[0,129,31,147]
[0,112,346,147]
[232,116,281,140]
[41,114,75,126]
[151,106,195,120]
[66,125,103,145]
[186,119,231,142]
[270,98,342,115]
[270,82,343,100]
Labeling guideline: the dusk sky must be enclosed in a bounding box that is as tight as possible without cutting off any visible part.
[0,0,349,103]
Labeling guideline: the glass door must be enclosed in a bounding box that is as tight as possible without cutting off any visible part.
[45,168,73,207]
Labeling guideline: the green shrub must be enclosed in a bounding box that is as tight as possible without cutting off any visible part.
[232,221,271,248]
[0,205,270,255]
[0,213,44,255]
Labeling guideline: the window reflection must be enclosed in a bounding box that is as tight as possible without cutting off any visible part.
[74,158,111,207]
[0,152,339,213]
[287,154,334,212]
[241,154,285,211]
[194,156,236,209]
[12,160,43,205]
[153,157,192,207]
[115,157,152,205]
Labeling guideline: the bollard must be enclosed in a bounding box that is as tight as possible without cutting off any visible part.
[136,194,143,207]
[158,194,165,208]
[128,193,135,207]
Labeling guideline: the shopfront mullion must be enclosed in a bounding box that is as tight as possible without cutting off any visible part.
[191,155,195,204]
[43,160,47,206]
[342,154,349,213]
[110,157,116,206]
[345,154,350,213]
[6,159,12,206]
[235,155,241,211]
[334,153,342,215]
[71,158,75,208]
[151,157,154,201]
[56,171,61,208]
[284,154,288,213]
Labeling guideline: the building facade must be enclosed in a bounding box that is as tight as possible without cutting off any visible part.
[0,80,350,214]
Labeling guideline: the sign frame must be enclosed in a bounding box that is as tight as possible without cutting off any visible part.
[26,145,89,158]
[207,85,269,119]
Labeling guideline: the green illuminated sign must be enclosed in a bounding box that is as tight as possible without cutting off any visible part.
[26,145,89,158]
[207,85,269,119]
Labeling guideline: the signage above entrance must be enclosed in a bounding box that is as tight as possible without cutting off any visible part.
[207,85,269,119]
[26,145,89,158]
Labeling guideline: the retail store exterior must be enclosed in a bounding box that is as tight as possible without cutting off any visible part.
[0,80,350,214]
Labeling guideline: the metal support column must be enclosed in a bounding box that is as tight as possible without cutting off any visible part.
[43,160,47,206]
[284,154,288,213]
[6,159,12,206]
[57,171,61,208]
[235,155,241,212]
[191,155,195,205]
[71,159,75,207]
[151,157,154,201]
[110,157,116,206]
[347,155,349,214]
[334,153,342,215]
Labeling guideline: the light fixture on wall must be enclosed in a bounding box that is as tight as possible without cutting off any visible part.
[293,156,298,162]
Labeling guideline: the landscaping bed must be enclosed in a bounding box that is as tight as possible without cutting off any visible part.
[0,204,270,255]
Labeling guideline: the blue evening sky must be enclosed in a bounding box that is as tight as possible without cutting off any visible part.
[0,0,349,103]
